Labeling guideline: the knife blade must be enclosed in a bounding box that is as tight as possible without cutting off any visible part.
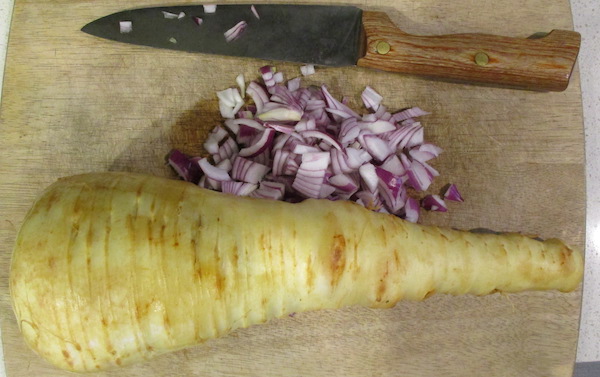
[81,4,581,91]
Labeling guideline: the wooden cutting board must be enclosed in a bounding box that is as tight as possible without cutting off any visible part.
[0,0,585,376]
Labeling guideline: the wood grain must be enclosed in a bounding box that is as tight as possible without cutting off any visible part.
[357,11,581,91]
[0,0,584,376]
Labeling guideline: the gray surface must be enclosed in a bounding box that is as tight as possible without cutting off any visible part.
[574,361,600,377]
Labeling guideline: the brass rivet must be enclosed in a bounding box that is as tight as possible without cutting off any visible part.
[475,52,489,66]
[376,41,391,55]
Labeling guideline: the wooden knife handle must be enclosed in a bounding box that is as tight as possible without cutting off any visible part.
[356,11,581,91]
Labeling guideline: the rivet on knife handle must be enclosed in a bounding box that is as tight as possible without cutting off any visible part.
[356,11,581,91]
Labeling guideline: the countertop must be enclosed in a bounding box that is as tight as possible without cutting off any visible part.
[0,0,598,375]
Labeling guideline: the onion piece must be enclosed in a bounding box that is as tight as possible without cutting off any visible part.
[225,21,248,42]
[212,137,238,164]
[236,74,246,97]
[380,155,405,176]
[260,65,277,92]
[287,77,301,92]
[231,156,269,184]
[238,129,275,157]
[361,86,383,111]
[251,181,285,200]
[443,183,464,202]
[404,197,420,223]
[300,64,315,76]
[360,134,394,162]
[273,72,284,83]
[292,152,330,198]
[321,85,360,121]
[265,123,295,134]
[406,160,433,191]
[251,5,260,19]
[355,190,383,211]
[300,130,342,151]
[222,181,257,196]
[359,163,378,192]
[203,4,217,13]
[392,107,430,122]
[192,16,203,26]
[162,11,179,19]
[203,126,229,154]
[257,105,303,122]
[362,119,396,134]
[421,194,448,212]
[119,21,132,34]
[198,158,231,182]
[409,143,443,162]
[217,87,244,118]
[167,149,201,183]
[328,174,359,194]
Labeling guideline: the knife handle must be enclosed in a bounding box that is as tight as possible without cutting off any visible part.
[356,11,581,91]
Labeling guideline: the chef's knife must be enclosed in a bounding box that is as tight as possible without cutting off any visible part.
[81,4,581,91]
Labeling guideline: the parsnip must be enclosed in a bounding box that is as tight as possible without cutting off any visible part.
[10,172,583,372]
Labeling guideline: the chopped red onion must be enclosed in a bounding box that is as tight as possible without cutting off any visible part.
[236,74,246,97]
[443,183,464,202]
[300,64,315,76]
[203,4,217,13]
[380,155,405,176]
[168,67,460,223]
[232,156,269,184]
[421,194,448,212]
[212,137,238,164]
[292,152,330,198]
[239,129,275,157]
[251,5,260,19]
[162,11,179,19]
[287,77,301,92]
[392,107,430,122]
[356,190,383,211]
[409,143,443,162]
[217,87,244,118]
[167,149,201,183]
[257,105,303,122]
[230,118,265,131]
[216,158,232,172]
[265,123,295,134]
[222,181,257,196]
[203,126,228,154]
[360,134,393,162]
[362,119,396,134]
[251,181,285,200]
[198,158,231,182]
[406,160,433,191]
[322,85,360,121]
[192,16,203,26]
[300,130,342,151]
[328,174,359,194]
[359,163,378,192]
[224,21,248,42]
[404,197,420,222]
[246,81,269,113]
[119,21,132,34]
[361,86,383,111]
